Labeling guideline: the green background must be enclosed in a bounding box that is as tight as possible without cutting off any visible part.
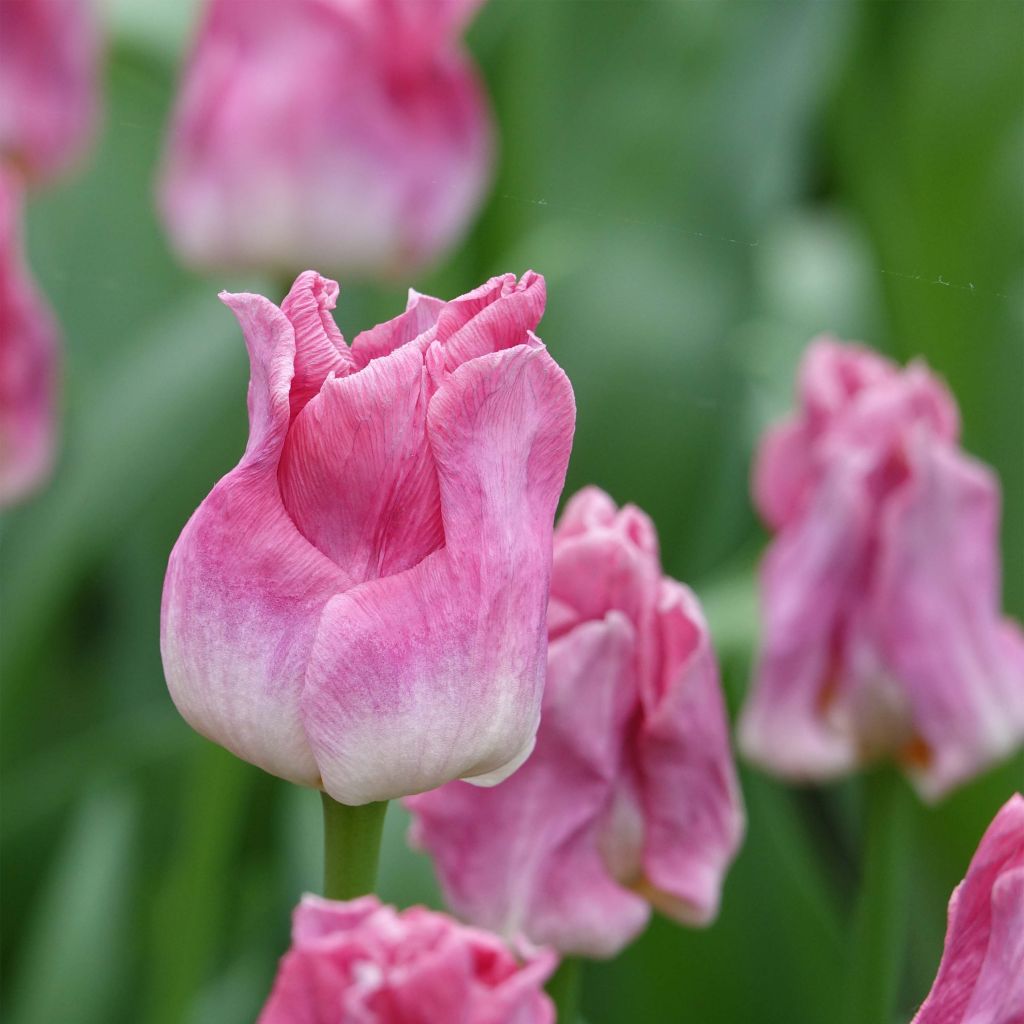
[2,1,1022,1022]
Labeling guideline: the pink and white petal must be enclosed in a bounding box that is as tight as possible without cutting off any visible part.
[278,340,443,585]
[350,288,445,368]
[637,580,744,925]
[161,293,346,786]
[439,271,546,370]
[407,616,648,958]
[280,271,353,417]
[912,794,1024,1024]
[301,340,574,804]
[873,439,1024,800]
[739,456,874,780]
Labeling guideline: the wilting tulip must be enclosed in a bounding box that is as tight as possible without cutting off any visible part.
[0,170,59,505]
[739,338,1024,800]
[259,895,555,1024]
[161,270,574,806]
[407,488,745,959]
[911,793,1024,1024]
[157,0,492,278]
[0,0,100,184]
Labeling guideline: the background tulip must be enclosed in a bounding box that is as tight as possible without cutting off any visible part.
[157,0,492,278]
[407,487,745,959]
[0,0,99,184]
[911,793,1024,1024]
[161,270,574,806]
[258,894,556,1024]
[740,338,1024,800]
[0,170,59,505]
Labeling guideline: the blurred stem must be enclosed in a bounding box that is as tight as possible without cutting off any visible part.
[320,794,388,900]
[547,957,582,1023]
[843,768,912,1024]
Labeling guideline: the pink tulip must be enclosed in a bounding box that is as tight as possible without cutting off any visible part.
[258,894,555,1024]
[0,170,59,505]
[157,0,492,278]
[911,793,1024,1024]
[161,270,574,805]
[739,338,1024,800]
[407,488,745,959]
[0,0,100,184]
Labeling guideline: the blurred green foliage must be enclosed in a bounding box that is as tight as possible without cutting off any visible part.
[1,2,1021,1022]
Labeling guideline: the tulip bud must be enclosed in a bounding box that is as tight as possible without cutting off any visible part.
[911,793,1024,1024]
[0,0,100,184]
[0,170,59,505]
[258,894,556,1024]
[739,337,1024,800]
[157,0,492,278]
[407,487,745,959]
[161,270,575,805]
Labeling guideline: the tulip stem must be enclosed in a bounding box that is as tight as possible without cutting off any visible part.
[320,793,388,900]
[843,767,912,1024]
[547,957,582,1023]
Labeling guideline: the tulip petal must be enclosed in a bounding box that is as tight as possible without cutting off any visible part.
[302,340,575,804]
[161,292,347,786]
[638,580,745,925]
[873,440,1024,800]
[912,794,1024,1024]
[350,289,445,368]
[739,455,874,779]
[278,340,444,586]
[407,616,650,958]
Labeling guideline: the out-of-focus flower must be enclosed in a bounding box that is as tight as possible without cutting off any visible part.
[157,0,492,278]
[911,793,1024,1024]
[161,270,574,806]
[739,338,1024,800]
[0,170,59,505]
[258,894,555,1024]
[407,487,745,959]
[0,0,100,184]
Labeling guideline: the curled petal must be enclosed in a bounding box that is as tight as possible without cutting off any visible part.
[301,341,575,804]
[161,293,346,786]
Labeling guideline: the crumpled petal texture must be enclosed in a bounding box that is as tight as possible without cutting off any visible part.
[740,337,1024,800]
[406,487,745,958]
[157,0,492,278]
[0,0,100,184]
[161,271,575,805]
[0,170,59,506]
[911,793,1024,1024]
[258,894,556,1024]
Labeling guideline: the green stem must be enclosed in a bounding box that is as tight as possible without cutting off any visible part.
[843,768,912,1024]
[547,957,582,1023]
[320,793,388,900]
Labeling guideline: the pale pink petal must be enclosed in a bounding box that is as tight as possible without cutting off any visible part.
[872,439,1024,800]
[301,340,575,804]
[408,616,651,959]
[638,580,745,925]
[912,794,1024,1024]
[161,292,346,787]
[0,170,59,505]
[752,417,812,530]
[739,455,875,780]
[553,485,619,537]
[280,271,353,417]
[277,340,443,587]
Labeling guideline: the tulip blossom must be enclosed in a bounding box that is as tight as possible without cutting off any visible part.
[911,793,1024,1024]
[407,488,745,959]
[739,338,1024,800]
[0,170,59,505]
[157,0,492,278]
[0,0,100,184]
[258,895,555,1024]
[161,270,574,806]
